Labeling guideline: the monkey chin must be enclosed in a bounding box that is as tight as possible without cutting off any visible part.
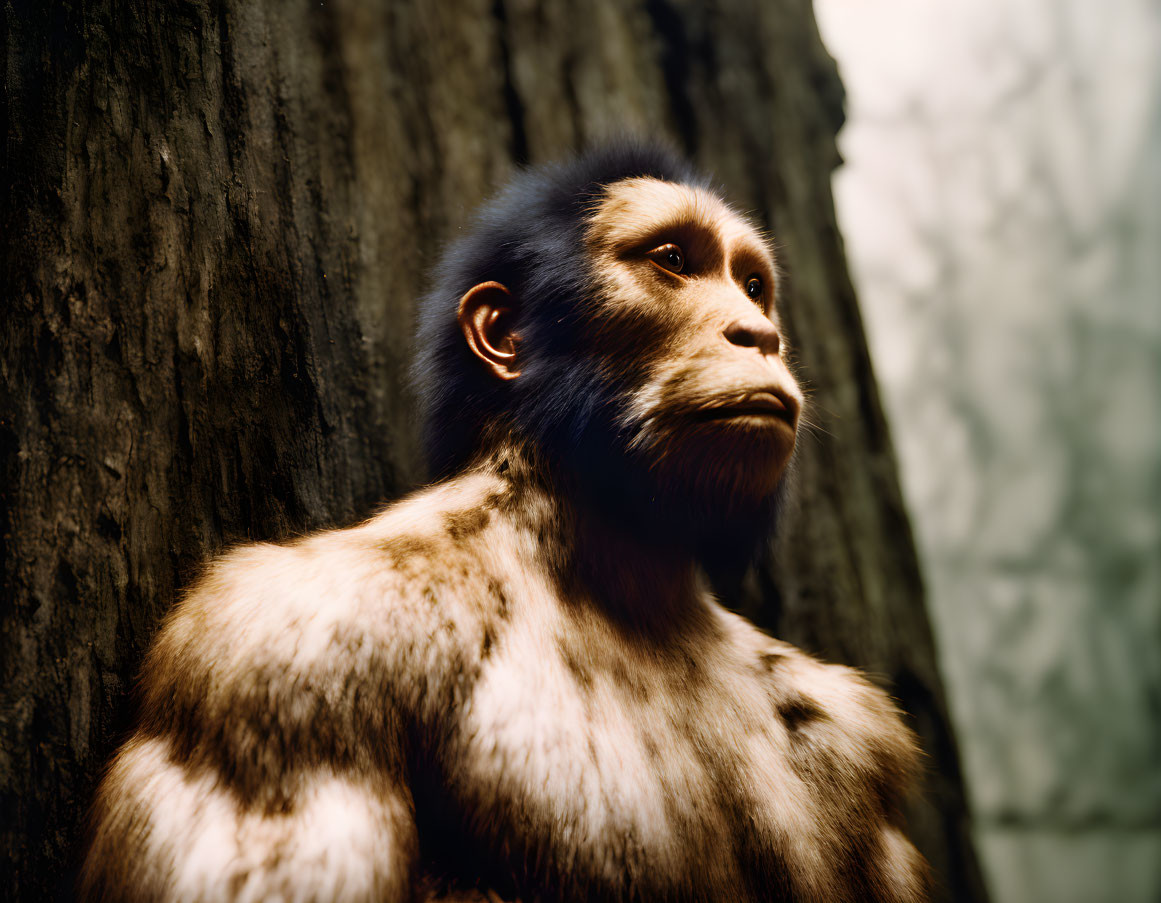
[620,410,797,547]
[681,419,794,508]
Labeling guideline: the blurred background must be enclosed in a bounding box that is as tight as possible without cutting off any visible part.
[815,1,1161,900]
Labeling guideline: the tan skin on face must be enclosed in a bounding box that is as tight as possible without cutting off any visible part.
[582,178,805,499]
[459,178,802,428]
[589,178,801,435]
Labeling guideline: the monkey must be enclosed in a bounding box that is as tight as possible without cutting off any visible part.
[79,142,930,903]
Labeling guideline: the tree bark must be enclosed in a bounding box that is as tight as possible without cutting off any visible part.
[0,1,987,900]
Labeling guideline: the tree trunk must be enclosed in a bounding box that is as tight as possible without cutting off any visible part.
[0,1,987,900]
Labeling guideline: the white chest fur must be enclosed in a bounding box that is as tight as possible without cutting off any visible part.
[440,599,889,900]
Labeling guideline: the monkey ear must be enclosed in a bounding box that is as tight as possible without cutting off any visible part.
[457,281,521,381]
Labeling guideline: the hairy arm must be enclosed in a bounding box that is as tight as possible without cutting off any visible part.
[79,536,430,903]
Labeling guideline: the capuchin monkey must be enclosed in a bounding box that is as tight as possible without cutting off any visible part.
[80,143,930,903]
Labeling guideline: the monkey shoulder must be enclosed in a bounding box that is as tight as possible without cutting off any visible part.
[714,609,921,789]
[706,609,929,897]
[137,471,520,773]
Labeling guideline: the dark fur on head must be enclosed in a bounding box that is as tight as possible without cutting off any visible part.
[412,141,786,572]
[413,140,699,474]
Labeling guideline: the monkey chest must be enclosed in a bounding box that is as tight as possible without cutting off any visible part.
[429,625,899,901]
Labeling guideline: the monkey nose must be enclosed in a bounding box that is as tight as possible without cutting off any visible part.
[724,318,781,357]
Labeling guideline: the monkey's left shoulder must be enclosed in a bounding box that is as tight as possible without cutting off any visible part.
[714,608,921,773]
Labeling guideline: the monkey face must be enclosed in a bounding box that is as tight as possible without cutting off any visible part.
[584,177,803,512]
[445,163,801,535]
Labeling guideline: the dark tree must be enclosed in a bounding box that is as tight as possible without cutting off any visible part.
[0,1,987,900]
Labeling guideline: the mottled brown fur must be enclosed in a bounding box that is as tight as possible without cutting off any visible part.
[80,171,929,903]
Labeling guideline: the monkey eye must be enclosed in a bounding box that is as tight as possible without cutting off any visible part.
[648,243,685,275]
[745,276,763,303]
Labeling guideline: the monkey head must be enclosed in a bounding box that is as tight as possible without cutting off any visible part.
[413,143,802,553]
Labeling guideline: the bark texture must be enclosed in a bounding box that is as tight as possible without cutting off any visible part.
[0,1,987,900]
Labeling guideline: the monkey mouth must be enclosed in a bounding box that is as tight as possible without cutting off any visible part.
[695,390,797,426]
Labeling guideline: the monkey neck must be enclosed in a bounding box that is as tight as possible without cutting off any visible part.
[562,499,706,631]
[480,440,709,633]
